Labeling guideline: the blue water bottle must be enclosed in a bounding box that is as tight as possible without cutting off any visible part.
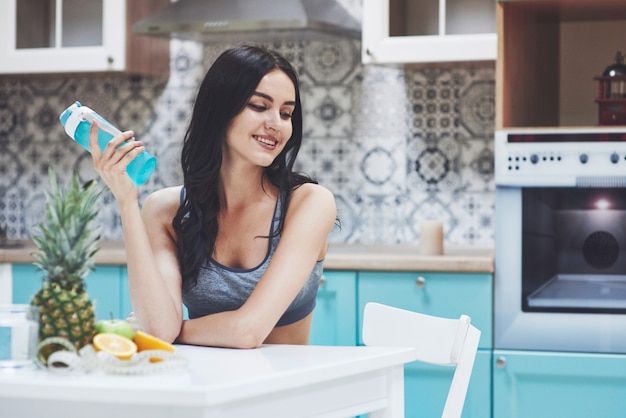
[59,101,157,186]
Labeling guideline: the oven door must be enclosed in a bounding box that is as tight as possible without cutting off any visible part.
[495,184,626,353]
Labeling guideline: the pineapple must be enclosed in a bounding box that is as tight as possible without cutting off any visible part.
[30,168,104,353]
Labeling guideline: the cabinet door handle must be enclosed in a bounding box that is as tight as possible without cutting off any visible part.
[496,356,506,368]
[319,275,326,287]
[415,276,426,288]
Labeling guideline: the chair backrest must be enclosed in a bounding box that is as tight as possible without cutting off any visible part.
[362,302,481,418]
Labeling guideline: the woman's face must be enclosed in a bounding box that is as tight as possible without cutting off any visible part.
[223,69,296,169]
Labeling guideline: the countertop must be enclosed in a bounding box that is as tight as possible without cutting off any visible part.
[0,344,415,418]
[0,240,494,273]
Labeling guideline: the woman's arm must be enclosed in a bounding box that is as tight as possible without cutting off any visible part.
[88,122,184,342]
[128,188,184,341]
[177,183,337,348]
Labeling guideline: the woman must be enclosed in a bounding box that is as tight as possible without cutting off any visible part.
[89,45,337,348]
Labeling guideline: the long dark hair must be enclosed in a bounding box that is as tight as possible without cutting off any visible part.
[173,44,316,290]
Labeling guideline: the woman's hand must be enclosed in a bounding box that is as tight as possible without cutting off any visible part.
[89,120,144,205]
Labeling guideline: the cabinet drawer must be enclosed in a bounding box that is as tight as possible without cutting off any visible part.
[357,271,492,348]
[493,350,626,418]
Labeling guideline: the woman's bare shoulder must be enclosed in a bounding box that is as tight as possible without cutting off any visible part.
[292,182,333,200]
[290,183,336,216]
[142,186,184,218]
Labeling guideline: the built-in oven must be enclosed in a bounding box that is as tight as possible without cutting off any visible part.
[495,128,626,353]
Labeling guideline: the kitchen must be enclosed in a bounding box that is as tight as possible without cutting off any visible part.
[1,0,626,417]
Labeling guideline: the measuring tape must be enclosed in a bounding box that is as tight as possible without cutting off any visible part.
[36,337,188,375]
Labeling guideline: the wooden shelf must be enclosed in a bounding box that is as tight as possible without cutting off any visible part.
[496,0,626,129]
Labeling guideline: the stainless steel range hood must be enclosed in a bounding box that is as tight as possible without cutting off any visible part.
[133,0,361,41]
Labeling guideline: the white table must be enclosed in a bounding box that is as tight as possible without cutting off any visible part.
[0,344,417,418]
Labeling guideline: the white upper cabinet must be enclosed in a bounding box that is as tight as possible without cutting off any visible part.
[0,0,169,75]
[362,0,497,64]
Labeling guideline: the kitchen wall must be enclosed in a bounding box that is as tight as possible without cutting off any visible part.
[0,38,495,247]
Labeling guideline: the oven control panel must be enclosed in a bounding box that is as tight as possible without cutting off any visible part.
[495,129,626,186]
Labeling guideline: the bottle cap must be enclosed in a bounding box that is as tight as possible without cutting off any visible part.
[59,101,121,140]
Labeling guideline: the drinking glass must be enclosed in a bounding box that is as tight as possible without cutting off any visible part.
[0,304,39,368]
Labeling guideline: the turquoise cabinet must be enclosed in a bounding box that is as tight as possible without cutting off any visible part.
[357,271,493,418]
[403,350,492,418]
[12,264,126,321]
[493,350,626,418]
[357,272,493,349]
[310,271,357,346]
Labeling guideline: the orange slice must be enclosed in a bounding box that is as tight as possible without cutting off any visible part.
[93,333,137,360]
[133,330,175,362]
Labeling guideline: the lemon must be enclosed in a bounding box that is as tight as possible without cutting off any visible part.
[93,333,137,360]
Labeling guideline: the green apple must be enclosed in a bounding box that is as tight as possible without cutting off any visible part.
[95,315,135,340]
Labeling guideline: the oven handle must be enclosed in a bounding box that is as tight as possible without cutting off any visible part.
[496,176,626,188]
[495,177,576,187]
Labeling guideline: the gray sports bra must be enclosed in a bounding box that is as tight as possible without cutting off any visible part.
[180,188,323,327]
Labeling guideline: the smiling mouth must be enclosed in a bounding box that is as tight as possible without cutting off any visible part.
[253,135,277,147]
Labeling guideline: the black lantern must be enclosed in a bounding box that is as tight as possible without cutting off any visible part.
[594,51,626,125]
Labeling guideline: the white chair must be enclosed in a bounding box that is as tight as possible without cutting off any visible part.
[362,302,481,418]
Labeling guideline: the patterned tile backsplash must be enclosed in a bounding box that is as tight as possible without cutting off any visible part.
[0,38,495,248]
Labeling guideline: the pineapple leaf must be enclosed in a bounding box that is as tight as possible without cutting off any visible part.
[30,168,104,287]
